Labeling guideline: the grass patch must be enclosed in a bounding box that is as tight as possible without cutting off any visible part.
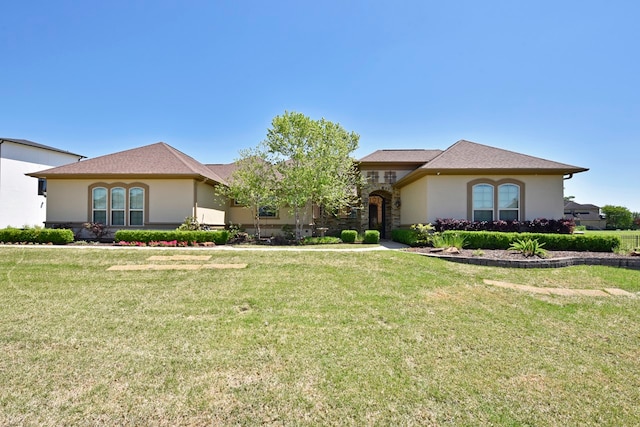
[1,247,639,425]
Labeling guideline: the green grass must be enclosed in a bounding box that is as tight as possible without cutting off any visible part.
[1,247,639,425]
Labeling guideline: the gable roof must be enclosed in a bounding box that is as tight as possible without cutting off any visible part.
[393,140,588,187]
[0,137,85,158]
[27,142,225,183]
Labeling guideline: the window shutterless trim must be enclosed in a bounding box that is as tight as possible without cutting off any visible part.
[467,178,525,221]
[88,182,150,226]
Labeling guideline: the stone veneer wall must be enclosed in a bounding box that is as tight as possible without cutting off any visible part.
[360,182,401,238]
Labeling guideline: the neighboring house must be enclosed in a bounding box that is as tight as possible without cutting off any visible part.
[359,140,588,238]
[564,201,606,230]
[27,142,307,239]
[0,138,84,228]
[28,139,589,239]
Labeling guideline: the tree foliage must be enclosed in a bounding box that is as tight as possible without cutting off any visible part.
[601,205,633,230]
[218,146,277,239]
[264,111,362,240]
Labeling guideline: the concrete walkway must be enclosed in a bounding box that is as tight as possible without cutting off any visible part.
[0,240,410,252]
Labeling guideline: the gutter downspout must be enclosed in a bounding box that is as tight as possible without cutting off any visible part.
[563,173,574,180]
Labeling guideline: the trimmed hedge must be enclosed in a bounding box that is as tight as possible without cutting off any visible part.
[363,230,380,244]
[115,229,230,245]
[434,218,575,234]
[442,231,620,252]
[0,227,74,245]
[340,230,358,243]
[391,229,420,246]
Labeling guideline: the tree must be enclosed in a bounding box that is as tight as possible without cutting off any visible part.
[218,146,276,239]
[601,205,634,230]
[264,111,362,240]
[633,211,640,230]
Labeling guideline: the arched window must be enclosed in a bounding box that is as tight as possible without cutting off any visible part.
[129,187,145,226]
[498,184,520,221]
[472,184,494,221]
[92,187,107,224]
[111,187,126,226]
[88,183,148,226]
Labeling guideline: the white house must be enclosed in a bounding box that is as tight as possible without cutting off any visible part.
[0,138,84,228]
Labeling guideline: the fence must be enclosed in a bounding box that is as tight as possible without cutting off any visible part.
[619,235,640,250]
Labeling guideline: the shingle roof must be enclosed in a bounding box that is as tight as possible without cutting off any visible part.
[0,137,85,158]
[419,140,588,172]
[28,142,225,183]
[564,201,600,210]
[359,149,443,163]
[207,163,238,182]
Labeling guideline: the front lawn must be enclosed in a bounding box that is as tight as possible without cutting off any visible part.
[1,247,639,425]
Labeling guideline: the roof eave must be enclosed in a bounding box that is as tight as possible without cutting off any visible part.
[395,167,589,188]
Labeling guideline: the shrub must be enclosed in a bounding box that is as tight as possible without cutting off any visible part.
[391,229,419,246]
[302,236,342,245]
[508,238,547,258]
[431,232,466,249]
[341,230,358,243]
[363,230,380,244]
[0,227,73,245]
[434,218,575,234]
[441,231,620,252]
[114,229,229,245]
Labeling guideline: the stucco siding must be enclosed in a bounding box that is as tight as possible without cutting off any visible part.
[402,174,567,224]
[45,180,91,223]
[425,176,470,222]
[147,180,194,223]
[523,175,565,220]
[400,178,428,225]
[0,142,82,228]
[194,181,226,225]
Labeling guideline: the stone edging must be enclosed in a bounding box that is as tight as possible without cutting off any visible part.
[419,253,640,270]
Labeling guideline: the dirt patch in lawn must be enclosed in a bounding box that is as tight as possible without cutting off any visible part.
[484,279,635,297]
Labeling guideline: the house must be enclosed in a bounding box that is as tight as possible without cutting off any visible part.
[358,140,588,238]
[564,201,606,230]
[28,139,589,239]
[27,142,306,239]
[0,138,84,228]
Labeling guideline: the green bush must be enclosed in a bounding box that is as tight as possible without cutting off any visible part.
[0,227,74,245]
[444,231,620,252]
[363,230,380,244]
[391,229,419,246]
[340,230,358,243]
[114,229,229,245]
[508,238,547,258]
[302,236,342,245]
[432,232,466,249]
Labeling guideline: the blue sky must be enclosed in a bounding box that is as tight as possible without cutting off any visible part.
[2,1,638,212]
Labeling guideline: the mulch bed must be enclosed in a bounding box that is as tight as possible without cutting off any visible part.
[406,247,640,270]
[407,247,638,260]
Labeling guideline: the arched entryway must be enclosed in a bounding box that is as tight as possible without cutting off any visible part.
[368,190,392,239]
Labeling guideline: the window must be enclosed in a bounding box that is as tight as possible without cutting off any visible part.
[111,187,125,226]
[88,183,147,226]
[472,184,494,221]
[258,206,277,217]
[498,184,520,221]
[366,171,379,184]
[129,187,144,226]
[468,179,525,222]
[384,171,396,184]
[38,178,47,196]
[92,187,108,224]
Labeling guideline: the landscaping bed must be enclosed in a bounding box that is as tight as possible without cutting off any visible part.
[407,247,640,269]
